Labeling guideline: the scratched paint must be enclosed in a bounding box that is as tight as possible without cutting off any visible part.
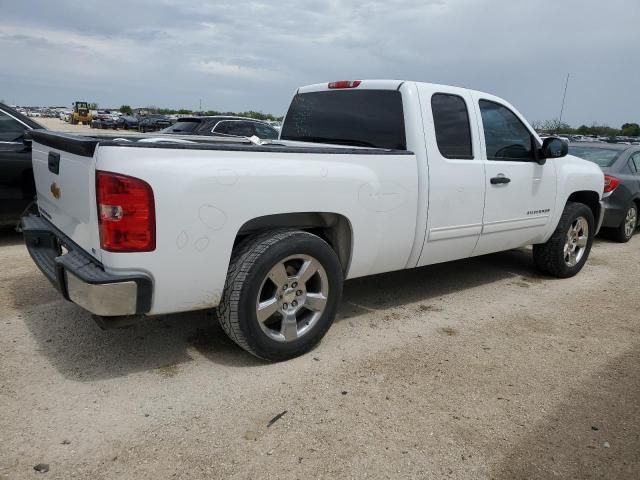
[214,168,239,186]
[176,231,189,249]
[358,181,408,213]
[195,236,210,252]
[198,204,227,230]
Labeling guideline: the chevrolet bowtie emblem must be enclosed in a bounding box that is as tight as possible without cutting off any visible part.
[50,182,61,199]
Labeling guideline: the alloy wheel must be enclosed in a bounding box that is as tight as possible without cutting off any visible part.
[564,216,589,267]
[256,254,329,342]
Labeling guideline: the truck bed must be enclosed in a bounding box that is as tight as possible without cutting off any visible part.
[30,130,412,157]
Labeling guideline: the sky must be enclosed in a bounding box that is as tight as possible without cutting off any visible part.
[0,0,638,127]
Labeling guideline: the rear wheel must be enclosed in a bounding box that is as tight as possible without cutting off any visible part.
[217,230,343,361]
[533,202,594,278]
[611,204,638,243]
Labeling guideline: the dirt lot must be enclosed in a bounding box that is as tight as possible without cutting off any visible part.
[1,229,639,479]
[35,117,139,135]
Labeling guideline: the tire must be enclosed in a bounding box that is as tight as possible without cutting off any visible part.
[533,201,595,278]
[611,203,638,243]
[217,230,343,361]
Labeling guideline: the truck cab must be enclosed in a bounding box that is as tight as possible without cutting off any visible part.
[281,80,604,267]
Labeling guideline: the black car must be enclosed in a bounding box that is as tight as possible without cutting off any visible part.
[90,114,117,129]
[116,115,139,130]
[0,103,45,228]
[160,116,279,140]
[138,115,172,133]
[569,142,640,242]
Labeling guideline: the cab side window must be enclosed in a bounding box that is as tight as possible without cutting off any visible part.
[479,100,535,161]
[0,110,26,142]
[431,93,473,159]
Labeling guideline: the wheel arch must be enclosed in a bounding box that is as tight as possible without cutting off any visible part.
[566,190,601,228]
[234,212,353,276]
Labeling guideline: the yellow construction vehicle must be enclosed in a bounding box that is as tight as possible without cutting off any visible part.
[70,101,92,125]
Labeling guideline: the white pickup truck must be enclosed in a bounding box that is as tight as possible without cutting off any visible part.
[23,80,604,360]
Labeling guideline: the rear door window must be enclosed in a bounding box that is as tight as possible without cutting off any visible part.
[280,90,406,150]
[431,93,473,159]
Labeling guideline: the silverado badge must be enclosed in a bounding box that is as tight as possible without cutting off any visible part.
[50,182,61,199]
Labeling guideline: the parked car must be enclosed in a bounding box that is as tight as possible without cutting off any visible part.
[569,142,640,242]
[138,115,172,133]
[115,115,139,130]
[0,103,45,227]
[90,114,117,129]
[22,79,604,360]
[160,116,279,139]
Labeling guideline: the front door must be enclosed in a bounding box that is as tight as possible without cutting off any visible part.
[472,95,556,256]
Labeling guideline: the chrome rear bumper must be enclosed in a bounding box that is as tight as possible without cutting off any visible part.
[21,213,152,316]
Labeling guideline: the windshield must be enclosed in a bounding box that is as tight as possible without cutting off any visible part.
[161,120,200,133]
[280,90,406,150]
[569,146,621,167]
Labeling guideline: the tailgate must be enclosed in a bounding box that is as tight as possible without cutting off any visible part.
[30,131,101,260]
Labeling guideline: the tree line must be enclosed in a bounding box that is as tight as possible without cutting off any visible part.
[532,119,640,137]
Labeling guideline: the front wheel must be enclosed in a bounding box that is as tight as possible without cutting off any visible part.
[533,202,595,278]
[218,230,343,361]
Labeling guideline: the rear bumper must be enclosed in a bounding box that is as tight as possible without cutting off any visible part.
[21,213,152,316]
[600,195,627,229]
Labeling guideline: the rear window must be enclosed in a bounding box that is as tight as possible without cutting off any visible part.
[431,93,473,159]
[280,90,406,150]
[569,146,621,167]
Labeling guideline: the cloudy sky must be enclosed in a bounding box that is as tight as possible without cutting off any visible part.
[0,0,637,126]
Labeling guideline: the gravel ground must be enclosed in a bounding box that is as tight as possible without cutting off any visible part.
[0,229,639,479]
[35,117,139,135]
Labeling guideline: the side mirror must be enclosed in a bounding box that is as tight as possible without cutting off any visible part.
[542,137,568,159]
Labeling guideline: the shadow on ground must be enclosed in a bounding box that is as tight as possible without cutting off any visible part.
[0,229,23,247]
[13,247,542,381]
[493,344,640,479]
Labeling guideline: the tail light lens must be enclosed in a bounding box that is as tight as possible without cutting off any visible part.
[328,80,361,89]
[603,175,620,194]
[96,171,156,252]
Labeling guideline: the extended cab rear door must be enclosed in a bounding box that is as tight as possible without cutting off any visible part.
[416,84,486,266]
[471,93,557,255]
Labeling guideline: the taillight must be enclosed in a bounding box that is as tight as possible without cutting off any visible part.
[328,80,361,89]
[603,175,620,194]
[96,171,155,252]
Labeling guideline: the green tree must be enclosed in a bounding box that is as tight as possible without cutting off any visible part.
[119,105,133,115]
[621,123,640,137]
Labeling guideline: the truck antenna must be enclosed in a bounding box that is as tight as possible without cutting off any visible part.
[558,73,570,128]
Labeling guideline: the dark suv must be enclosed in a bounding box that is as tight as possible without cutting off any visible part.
[0,104,45,228]
[160,116,279,139]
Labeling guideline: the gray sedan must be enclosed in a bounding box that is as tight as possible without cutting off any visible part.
[569,143,640,242]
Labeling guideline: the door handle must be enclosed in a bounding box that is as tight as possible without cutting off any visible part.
[490,175,511,185]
